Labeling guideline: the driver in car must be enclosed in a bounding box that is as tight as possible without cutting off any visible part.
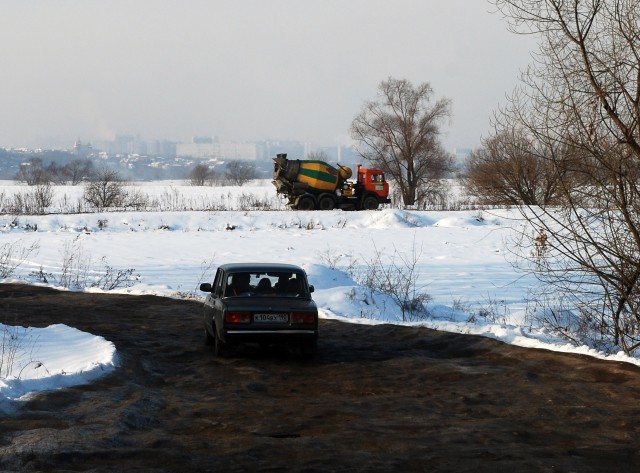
[226,273,252,296]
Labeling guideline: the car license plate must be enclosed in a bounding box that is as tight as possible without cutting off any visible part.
[254,313,288,323]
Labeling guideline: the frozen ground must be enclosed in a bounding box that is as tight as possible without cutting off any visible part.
[1,180,637,403]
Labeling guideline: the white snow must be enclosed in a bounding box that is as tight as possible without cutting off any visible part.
[0,322,116,412]
[1,180,638,406]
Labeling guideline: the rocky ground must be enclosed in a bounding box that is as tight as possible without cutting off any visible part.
[1,283,639,472]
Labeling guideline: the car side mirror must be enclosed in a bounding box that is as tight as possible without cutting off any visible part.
[200,283,212,292]
[309,285,314,293]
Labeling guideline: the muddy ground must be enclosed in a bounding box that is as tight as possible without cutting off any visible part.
[0,283,639,472]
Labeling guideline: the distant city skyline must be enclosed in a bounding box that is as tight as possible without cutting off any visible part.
[1,1,537,154]
[4,131,474,166]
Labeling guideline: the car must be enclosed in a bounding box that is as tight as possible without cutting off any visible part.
[199,263,318,358]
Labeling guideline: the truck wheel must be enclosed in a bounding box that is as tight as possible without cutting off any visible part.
[362,195,379,210]
[318,194,335,211]
[296,195,316,210]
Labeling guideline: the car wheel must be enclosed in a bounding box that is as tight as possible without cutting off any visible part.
[204,327,214,346]
[213,324,230,357]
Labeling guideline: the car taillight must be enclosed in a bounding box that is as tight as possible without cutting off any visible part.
[291,312,317,324]
[225,312,251,323]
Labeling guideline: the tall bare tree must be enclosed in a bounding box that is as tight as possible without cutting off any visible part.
[351,77,452,207]
[492,0,640,354]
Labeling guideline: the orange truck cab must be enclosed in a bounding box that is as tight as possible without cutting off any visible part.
[357,164,390,199]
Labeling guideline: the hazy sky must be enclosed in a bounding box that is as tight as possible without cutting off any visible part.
[1,0,537,152]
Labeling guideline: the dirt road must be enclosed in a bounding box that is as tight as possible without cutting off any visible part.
[1,283,639,472]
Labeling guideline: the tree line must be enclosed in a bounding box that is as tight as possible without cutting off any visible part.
[15,157,96,186]
[186,161,258,186]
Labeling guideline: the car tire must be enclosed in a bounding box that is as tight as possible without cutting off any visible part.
[204,327,214,346]
[213,324,230,358]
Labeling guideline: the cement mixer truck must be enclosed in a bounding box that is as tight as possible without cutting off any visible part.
[272,153,391,210]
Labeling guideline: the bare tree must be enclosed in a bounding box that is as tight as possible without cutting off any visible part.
[492,0,640,354]
[350,77,452,207]
[15,158,51,185]
[62,159,95,185]
[83,169,127,209]
[224,161,257,186]
[465,128,577,206]
[187,163,215,186]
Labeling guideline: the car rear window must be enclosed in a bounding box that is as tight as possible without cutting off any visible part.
[224,271,308,297]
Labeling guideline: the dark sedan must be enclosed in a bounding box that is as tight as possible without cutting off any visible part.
[200,263,318,357]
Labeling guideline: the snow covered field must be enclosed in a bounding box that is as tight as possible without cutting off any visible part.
[1,180,638,404]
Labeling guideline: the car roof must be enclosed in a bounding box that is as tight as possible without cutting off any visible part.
[218,263,306,274]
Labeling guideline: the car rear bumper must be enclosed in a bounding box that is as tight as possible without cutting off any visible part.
[223,329,317,344]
